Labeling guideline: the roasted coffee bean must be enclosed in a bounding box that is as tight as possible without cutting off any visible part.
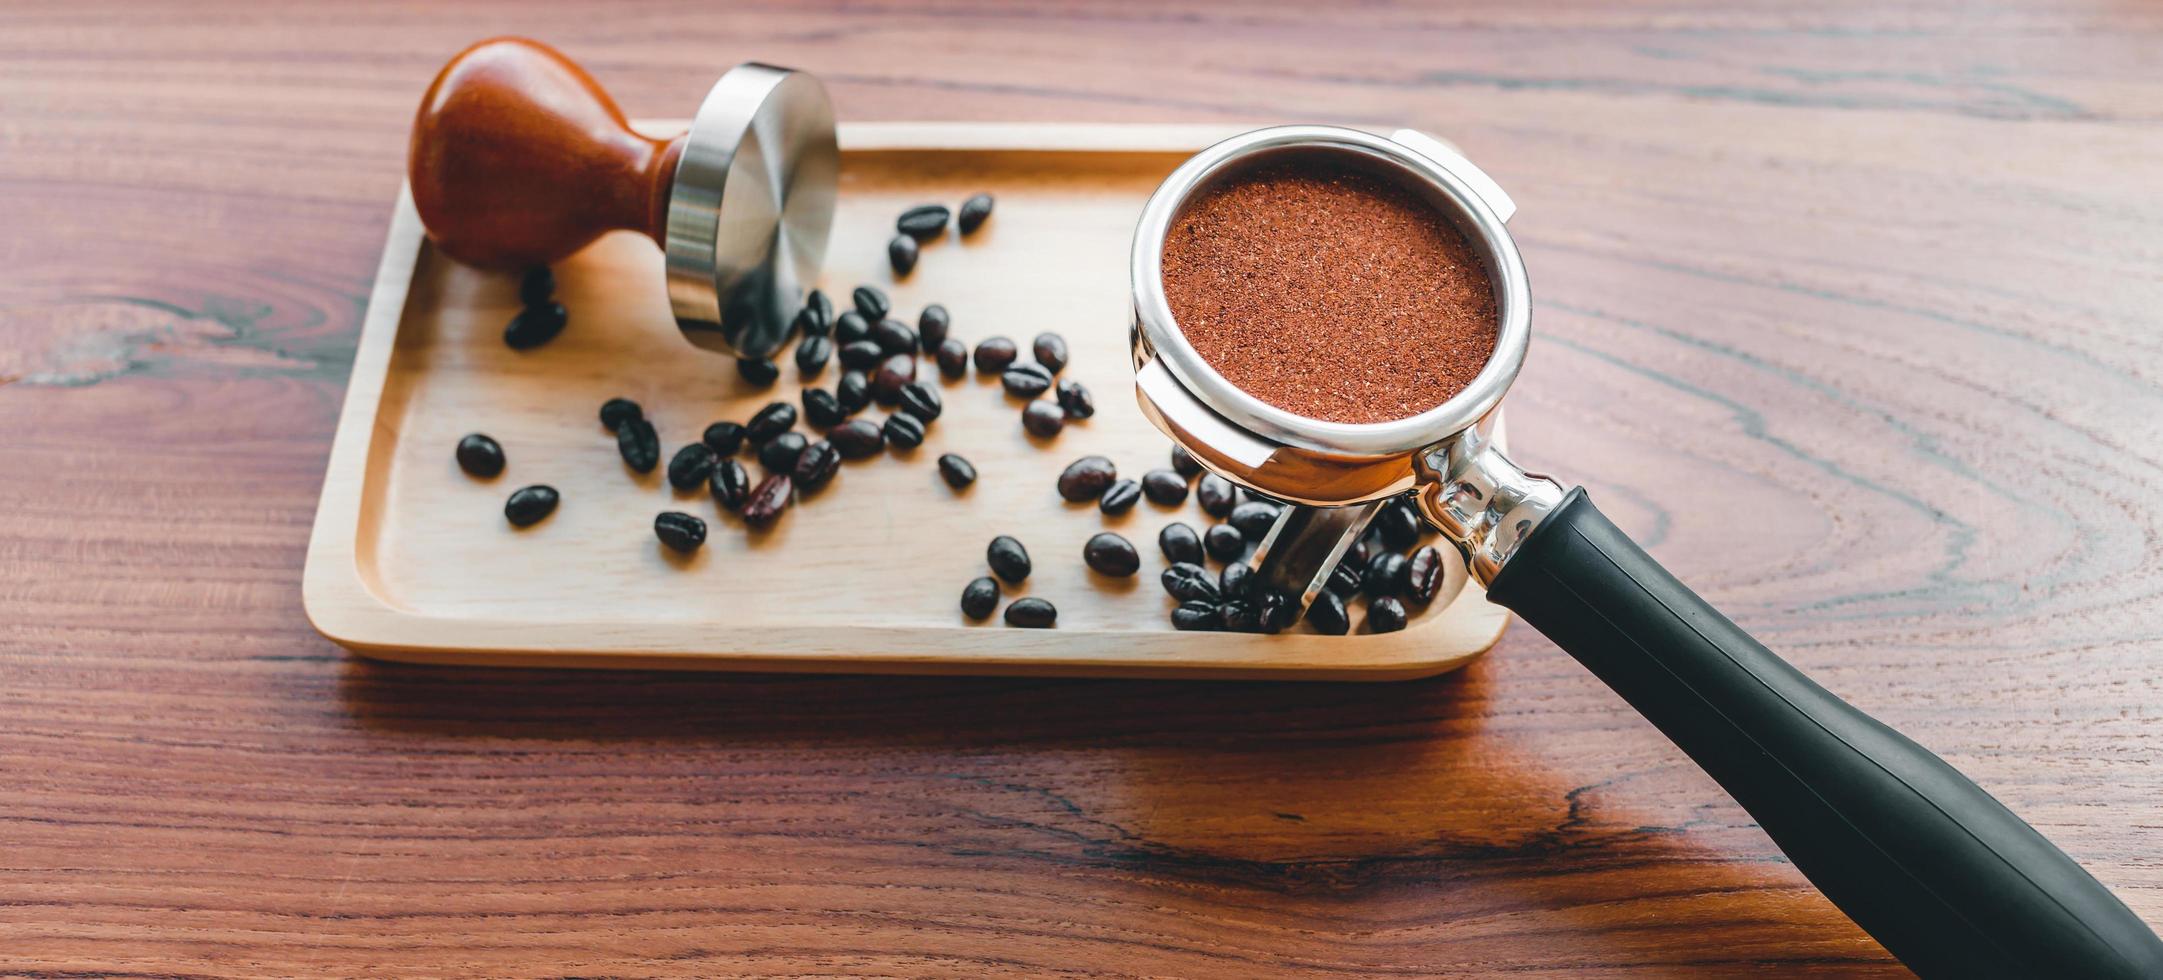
[1004,597,1057,628]
[455,433,504,478]
[852,284,889,321]
[1327,560,1363,598]
[1306,590,1351,635]
[1002,363,1053,399]
[1364,552,1408,598]
[1057,456,1116,502]
[1203,523,1245,562]
[873,317,917,355]
[839,338,885,371]
[1219,561,1254,600]
[1162,562,1221,604]
[974,336,1018,374]
[517,265,555,307]
[504,484,559,527]
[1348,535,1376,570]
[1055,379,1095,419]
[1220,600,1264,634]
[667,443,718,491]
[1170,601,1221,631]
[897,203,951,239]
[600,397,642,432]
[1084,532,1140,577]
[504,301,567,349]
[898,381,942,422]
[1021,400,1066,438]
[831,419,885,459]
[961,576,1000,620]
[654,511,706,553]
[616,417,660,473]
[837,370,872,413]
[758,432,808,472]
[1366,596,1408,634]
[1257,590,1297,633]
[933,337,969,380]
[918,304,950,349]
[883,412,926,449]
[743,473,792,527]
[1171,445,1202,479]
[1404,546,1444,605]
[746,401,798,442]
[937,453,976,489]
[887,234,919,275]
[835,310,871,343]
[802,387,846,429]
[1158,522,1204,565]
[737,356,779,385]
[1229,500,1283,540]
[873,354,917,403]
[1031,332,1069,374]
[793,439,840,492]
[1197,474,1236,517]
[1376,498,1422,550]
[1098,479,1141,514]
[958,193,995,234]
[795,333,832,377]
[798,289,834,336]
[702,420,746,456]
[987,535,1031,583]
[709,458,750,510]
[1140,468,1187,505]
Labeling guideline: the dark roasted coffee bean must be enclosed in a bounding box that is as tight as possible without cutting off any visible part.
[898,381,942,422]
[1170,445,1202,479]
[518,265,555,307]
[1170,601,1221,631]
[887,234,919,275]
[1083,532,1140,577]
[702,420,746,456]
[1327,560,1363,598]
[1364,552,1408,598]
[987,535,1031,583]
[758,432,808,472]
[839,338,885,371]
[709,458,750,510]
[1196,474,1235,517]
[798,289,834,336]
[852,285,889,321]
[1140,468,1187,505]
[873,353,917,403]
[1219,561,1254,600]
[654,511,706,553]
[1004,597,1057,628]
[1366,596,1408,634]
[599,397,642,432]
[883,412,926,449]
[1057,456,1116,502]
[504,485,559,527]
[1204,523,1245,562]
[1220,600,1264,634]
[1348,535,1376,569]
[1405,546,1444,605]
[1376,498,1422,550]
[974,336,1018,374]
[831,419,885,458]
[1229,500,1282,540]
[737,356,779,385]
[1055,379,1094,419]
[1098,479,1140,515]
[1161,563,1220,604]
[1257,590,1297,633]
[1002,363,1053,399]
[667,443,717,491]
[743,473,792,527]
[897,203,951,239]
[1159,522,1203,565]
[873,317,917,355]
[1306,590,1351,635]
[835,310,871,343]
[504,301,567,349]
[793,439,840,492]
[802,387,845,429]
[1031,332,1069,374]
[795,333,832,377]
[837,370,872,413]
[935,337,968,379]
[455,433,504,478]
[918,304,950,349]
[961,576,1000,620]
[616,417,659,473]
[1021,400,1065,438]
[958,192,994,234]
[746,401,798,442]
[937,453,976,489]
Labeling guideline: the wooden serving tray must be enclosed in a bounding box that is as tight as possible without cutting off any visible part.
[302,122,1510,679]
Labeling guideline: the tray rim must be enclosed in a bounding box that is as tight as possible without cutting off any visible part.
[301,121,1512,680]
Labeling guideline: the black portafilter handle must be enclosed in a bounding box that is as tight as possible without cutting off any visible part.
[1485,489,2163,977]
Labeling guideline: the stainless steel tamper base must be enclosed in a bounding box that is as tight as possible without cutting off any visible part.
[665,63,838,361]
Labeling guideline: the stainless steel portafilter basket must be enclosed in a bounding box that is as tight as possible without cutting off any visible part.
[1129,125,2163,978]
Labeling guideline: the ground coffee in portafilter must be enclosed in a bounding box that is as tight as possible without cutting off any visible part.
[1160,160,1498,424]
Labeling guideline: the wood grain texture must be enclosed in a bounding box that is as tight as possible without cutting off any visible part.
[3,1,2160,975]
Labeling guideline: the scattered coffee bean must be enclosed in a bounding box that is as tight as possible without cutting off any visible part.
[599,397,642,432]
[897,203,951,239]
[937,453,976,489]
[887,234,919,275]
[831,419,885,458]
[883,412,926,449]
[918,304,950,349]
[518,265,555,307]
[1364,552,1408,598]
[935,337,968,379]
[1257,591,1297,633]
[1204,523,1245,562]
[793,439,840,492]
[873,317,917,355]
[1306,590,1351,635]
[1367,596,1408,633]
[1327,560,1363,598]
[667,443,718,491]
[1084,532,1140,577]
[710,458,750,510]
[1021,400,1066,438]
[1140,468,1187,505]
[898,381,942,422]
[1057,456,1116,502]
[1220,600,1264,633]
[974,336,1018,374]
[1002,363,1053,399]
[837,370,872,413]
[1159,523,1203,565]
[958,192,995,234]
[795,333,832,377]
[455,433,504,478]
[504,484,559,527]
[1348,535,1376,570]
[1032,333,1069,374]
[1229,500,1282,540]
[504,301,567,349]
[737,356,779,385]
[758,432,808,472]
[1196,474,1236,517]
[654,511,706,553]
[1170,445,1202,479]
[987,535,1031,583]
[1404,546,1444,604]
[798,289,834,336]
[746,402,798,442]
[803,387,845,429]
[743,473,792,527]
[852,284,890,321]
[873,354,918,403]
[1376,498,1421,550]
[1219,561,1254,600]
[1055,379,1094,419]
[1161,562,1221,603]
[617,417,660,473]
[1170,601,1221,631]
[1004,597,1057,628]
[839,338,885,371]
[835,310,871,343]
[961,576,1000,619]
[702,420,746,456]
[1098,479,1141,514]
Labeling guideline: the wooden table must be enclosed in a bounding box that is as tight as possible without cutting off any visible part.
[4,2,2159,975]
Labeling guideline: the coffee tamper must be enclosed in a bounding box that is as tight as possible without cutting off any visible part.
[407,37,837,359]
